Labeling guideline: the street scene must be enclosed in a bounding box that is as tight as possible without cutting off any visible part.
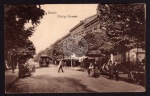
[5,4,146,93]
[5,60,145,93]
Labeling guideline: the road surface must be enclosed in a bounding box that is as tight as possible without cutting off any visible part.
[5,61,145,93]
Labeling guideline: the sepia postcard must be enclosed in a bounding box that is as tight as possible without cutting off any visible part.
[4,4,146,93]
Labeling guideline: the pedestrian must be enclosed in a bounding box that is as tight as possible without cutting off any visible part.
[58,59,64,73]
[93,61,99,77]
[108,60,113,79]
[88,62,93,76]
[113,60,119,81]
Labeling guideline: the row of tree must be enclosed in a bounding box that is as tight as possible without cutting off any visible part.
[5,4,45,63]
[98,4,145,61]
[36,4,145,62]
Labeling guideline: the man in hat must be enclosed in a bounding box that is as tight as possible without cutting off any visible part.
[58,59,64,73]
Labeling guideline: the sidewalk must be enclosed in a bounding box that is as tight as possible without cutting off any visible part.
[5,69,19,92]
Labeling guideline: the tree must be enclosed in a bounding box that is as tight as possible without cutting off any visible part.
[17,40,36,58]
[34,50,45,62]
[97,4,145,61]
[52,41,64,59]
[4,4,45,61]
[84,31,113,57]
[37,41,64,61]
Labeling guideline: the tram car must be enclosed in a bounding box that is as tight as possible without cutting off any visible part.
[39,55,50,67]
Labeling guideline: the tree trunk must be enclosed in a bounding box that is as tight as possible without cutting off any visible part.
[71,56,72,67]
[128,50,130,61]
[136,46,138,64]
[116,52,118,61]
[123,52,126,63]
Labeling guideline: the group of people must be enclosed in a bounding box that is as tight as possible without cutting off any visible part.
[57,58,119,80]
[87,60,119,80]
[107,60,119,80]
[87,61,99,77]
[56,57,145,82]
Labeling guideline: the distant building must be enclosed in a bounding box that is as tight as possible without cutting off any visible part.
[66,5,106,62]
[70,21,84,36]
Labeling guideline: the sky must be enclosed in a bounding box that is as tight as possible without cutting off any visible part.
[28,4,98,54]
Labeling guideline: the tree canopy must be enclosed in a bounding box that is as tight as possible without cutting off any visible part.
[4,4,45,60]
[98,4,145,54]
[84,31,113,56]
